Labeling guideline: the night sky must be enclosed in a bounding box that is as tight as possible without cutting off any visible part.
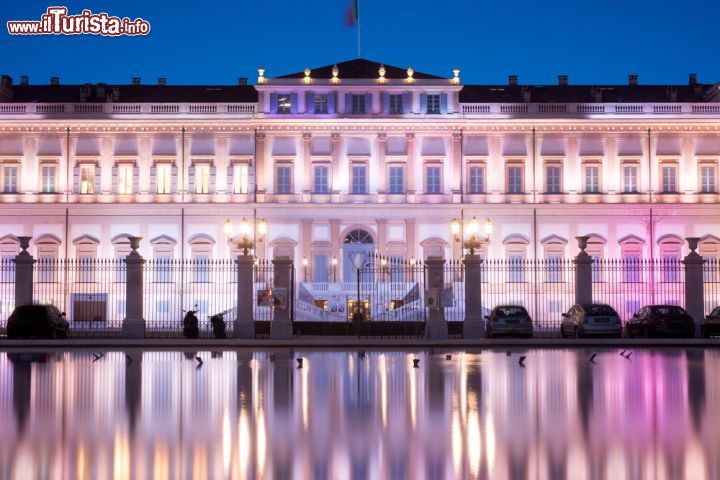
[1,0,718,85]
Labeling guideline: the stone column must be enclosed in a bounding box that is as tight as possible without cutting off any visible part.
[425,256,448,339]
[376,133,387,194]
[302,132,312,195]
[271,256,293,339]
[406,133,416,194]
[683,237,704,338]
[121,236,146,339]
[234,254,255,339]
[13,236,35,307]
[463,254,485,338]
[573,236,593,306]
[330,219,341,281]
[255,132,266,196]
[376,219,388,257]
[330,132,341,194]
[451,132,462,196]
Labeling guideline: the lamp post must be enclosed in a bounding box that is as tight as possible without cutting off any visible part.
[331,256,337,282]
[302,256,308,282]
[452,216,493,327]
[351,252,365,323]
[225,217,267,256]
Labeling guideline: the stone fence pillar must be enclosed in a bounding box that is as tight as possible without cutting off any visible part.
[13,236,35,308]
[683,237,704,338]
[271,256,293,339]
[234,254,255,339]
[574,236,593,306]
[463,254,485,338]
[425,256,448,340]
[121,236,146,339]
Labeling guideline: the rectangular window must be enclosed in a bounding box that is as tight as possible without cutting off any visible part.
[468,166,485,194]
[117,165,133,195]
[313,255,329,282]
[314,94,328,114]
[426,94,441,114]
[313,165,329,193]
[623,253,641,283]
[41,166,56,193]
[78,254,95,283]
[703,254,718,283]
[1,254,14,283]
[194,254,210,283]
[194,165,210,194]
[115,254,127,283]
[546,254,563,283]
[79,165,94,194]
[233,164,249,194]
[276,166,292,194]
[662,253,680,283]
[389,95,404,114]
[156,164,172,194]
[661,165,677,193]
[584,166,599,193]
[38,255,55,283]
[351,165,367,194]
[508,255,525,283]
[277,94,292,114]
[154,255,172,283]
[426,166,441,194]
[623,166,638,193]
[388,166,404,194]
[507,166,523,193]
[590,254,601,282]
[701,165,716,193]
[351,95,366,114]
[545,165,561,193]
[3,166,18,193]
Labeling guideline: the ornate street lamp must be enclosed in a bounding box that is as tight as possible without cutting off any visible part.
[331,256,338,282]
[302,256,309,282]
[452,216,492,255]
[225,217,267,256]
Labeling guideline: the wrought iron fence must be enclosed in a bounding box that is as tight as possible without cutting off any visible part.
[592,258,685,323]
[0,258,14,333]
[704,257,720,314]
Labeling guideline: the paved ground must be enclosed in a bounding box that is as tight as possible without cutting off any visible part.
[0,337,719,351]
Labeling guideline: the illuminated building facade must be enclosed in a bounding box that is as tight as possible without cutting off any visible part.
[0,59,719,283]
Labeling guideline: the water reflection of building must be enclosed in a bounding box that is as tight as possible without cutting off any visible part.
[0,349,719,479]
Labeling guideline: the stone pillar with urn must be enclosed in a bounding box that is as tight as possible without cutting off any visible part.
[121,236,146,339]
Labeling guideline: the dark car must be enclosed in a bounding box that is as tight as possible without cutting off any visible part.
[625,305,695,338]
[6,304,68,339]
[701,307,720,338]
[560,304,622,338]
[485,305,533,338]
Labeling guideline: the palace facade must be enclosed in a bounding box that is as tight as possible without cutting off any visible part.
[0,59,719,284]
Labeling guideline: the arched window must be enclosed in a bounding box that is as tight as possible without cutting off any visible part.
[503,234,530,283]
[541,235,567,283]
[618,234,645,283]
[700,234,720,290]
[188,234,215,283]
[150,235,177,283]
[341,228,374,283]
[657,234,683,283]
[73,235,100,283]
[35,234,61,283]
[0,234,19,283]
[344,229,374,245]
[419,237,447,260]
[584,234,607,282]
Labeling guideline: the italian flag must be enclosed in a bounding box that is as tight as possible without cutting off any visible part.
[345,0,359,26]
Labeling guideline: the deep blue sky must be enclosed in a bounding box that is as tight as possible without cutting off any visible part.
[2,0,719,86]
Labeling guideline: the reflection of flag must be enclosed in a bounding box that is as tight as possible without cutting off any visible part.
[345,0,358,26]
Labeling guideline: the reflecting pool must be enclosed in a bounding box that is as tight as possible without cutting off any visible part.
[0,348,719,479]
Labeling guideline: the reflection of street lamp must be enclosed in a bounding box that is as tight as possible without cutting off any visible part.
[225,217,267,255]
[331,256,337,282]
[302,256,308,282]
[351,252,365,319]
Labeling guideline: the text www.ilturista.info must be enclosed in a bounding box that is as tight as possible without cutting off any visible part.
[7,7,150,36]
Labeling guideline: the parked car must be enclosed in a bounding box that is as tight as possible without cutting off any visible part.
[701,307,720,338]
[625,305,695,338]
[485,305,533,338]
[6,304,68,339]
[560,304,622,338]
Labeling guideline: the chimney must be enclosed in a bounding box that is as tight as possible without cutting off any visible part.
[50,76,60,86]
[158,77,167,86]
[238,77,248,86]
[689,73,697,86]
[132,77,141,85]
[508,75,518,86]
[0,75,12,101]
[591,86,602,103]
[628,74,638,86]
[112,86,120,102]
[558,75,568,86]
[521,86,531,103]
[96,82,106,98]
[20,75,28,86]
[1,75,12,88]
[667,86,678,102]
[80,83,91,102]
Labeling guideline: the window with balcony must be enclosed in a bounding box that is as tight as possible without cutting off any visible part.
[117,165,133,195]
[425,166,441,194]
[584,165,600,193]
[276,165,292,194]
[661,165,678,193]
[388,166,404,194]
[232,164,249,194]
[314,94,328,114]
[623,165,638,193]
[41,165,56,193]
[351,165,367,194]
[468,166,485,194]
[79,165,95,194]
[700,165,716,193]
[313,165,329,193]
[194,164,210,194]
[545,165,561,193]
[507,165,523,194]
[351,95,366,114]
[2,166,18,193]
[156,164,172,194]
[426,94,441,114]
[277,94,292,114]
